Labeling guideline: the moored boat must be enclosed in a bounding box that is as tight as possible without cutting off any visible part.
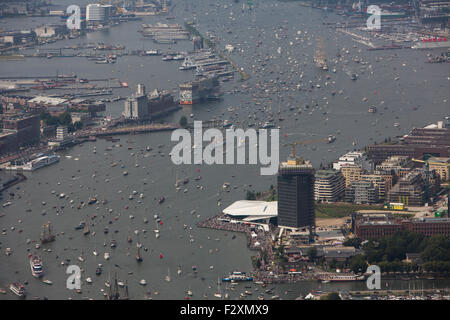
[222,271,253,282]
[9,283,25,297]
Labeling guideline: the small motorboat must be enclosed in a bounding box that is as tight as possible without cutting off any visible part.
[43,279,53,285]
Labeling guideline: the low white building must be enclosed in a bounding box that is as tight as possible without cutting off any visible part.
[333,151,373,172]
[222,200,277,225]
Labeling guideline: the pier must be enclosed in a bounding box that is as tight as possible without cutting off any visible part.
[349,288,450,297]
[184,22,249,81]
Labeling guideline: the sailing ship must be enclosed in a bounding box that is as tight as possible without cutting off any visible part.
[214,278,222,299]
[314,38,328,71]
[107,274,129,300]
[136,247,143,262]
[40,222,55,243]
[165,268,171,282]
[83,219,89,235]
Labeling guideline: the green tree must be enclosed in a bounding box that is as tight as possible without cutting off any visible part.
[179,115,187,128]
[246,190,256,200]
[307,247,317,261]
[349,254,367,273]
[320,292,341,300]
[343,238,362,249]
[58,111,72,126]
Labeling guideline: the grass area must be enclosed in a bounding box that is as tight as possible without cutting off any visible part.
[315,203,384,219]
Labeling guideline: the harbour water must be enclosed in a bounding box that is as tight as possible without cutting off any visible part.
[0,0,449,299]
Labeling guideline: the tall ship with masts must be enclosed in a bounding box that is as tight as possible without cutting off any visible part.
[40,222,55,243]
[314,38,328,71]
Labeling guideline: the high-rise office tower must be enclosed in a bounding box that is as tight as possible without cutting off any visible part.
[277,156,315,231]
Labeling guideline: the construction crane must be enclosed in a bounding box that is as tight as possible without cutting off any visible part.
[286,138,329,161]
[412,158,450,204]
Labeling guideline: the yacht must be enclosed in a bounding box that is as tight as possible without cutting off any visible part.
[222,271,253,282]
[9,283,25,297]
[29,255,44,278]
[95,264,102,275]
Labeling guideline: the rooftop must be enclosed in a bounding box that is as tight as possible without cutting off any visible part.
[223,200,277,220]
[28,96,67,106]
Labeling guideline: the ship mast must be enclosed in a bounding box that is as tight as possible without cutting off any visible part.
[314,38,328,70]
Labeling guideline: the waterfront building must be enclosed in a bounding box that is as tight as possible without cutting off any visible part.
[56,126,68,141]
[360,174,390,200]
[123,85,178,120]
[341,165,364,188]
[333,151,373,172]
[277,157,315,231]
[0,131,18,155]
[48,125,72,148]
[427,157,450,182]
[314,169,345,202]
[355,216,450,240]
[34,25,67,38]
[86,4,111,23]
[376,155,414,179]
[2,114,40,148]
[193,36,203,50]
[368,120,450,164]
[222,200,277,225]
[323,246,357,262]
[346,181,379,204]
[387,170,426,206]
[124,94,149,120]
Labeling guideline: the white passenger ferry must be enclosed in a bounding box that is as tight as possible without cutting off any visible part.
[5,155,59,171]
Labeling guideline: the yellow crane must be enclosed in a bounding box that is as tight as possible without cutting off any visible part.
[412,158,450,167]
[285,138,329,162]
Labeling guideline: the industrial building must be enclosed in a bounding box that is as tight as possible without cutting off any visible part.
[355,215,450,240]
[277,157,315,231]
[124,94,149,120]
[314,169,345,202]
[123,84,178,120]
[368,118,450,164]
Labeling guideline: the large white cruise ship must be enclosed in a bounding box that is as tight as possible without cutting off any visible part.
[5,154,59,171]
